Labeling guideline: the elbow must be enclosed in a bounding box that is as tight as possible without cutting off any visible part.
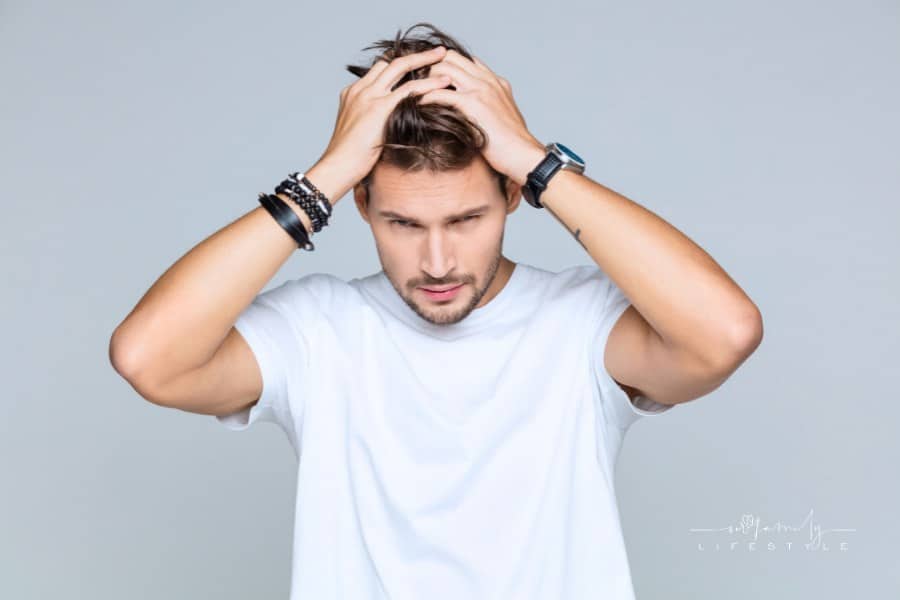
[731,302,764,355]
[109,328,167,406]
[713,302,764,374]
[109,326,136,380]
[109,322,151,383]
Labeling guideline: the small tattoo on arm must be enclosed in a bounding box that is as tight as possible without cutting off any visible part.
[561,222,586,249]
[546,204,587,249]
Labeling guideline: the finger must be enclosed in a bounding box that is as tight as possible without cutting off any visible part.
[416,88,462,108]
[388,74,452,101]
[443,50,491,79]
[442,51,502,92]
[362,59,390,81]
[354,58,390,93]
[374,46,447,93]
[428,61,481,93]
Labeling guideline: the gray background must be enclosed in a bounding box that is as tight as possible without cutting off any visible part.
[2,0,897,597]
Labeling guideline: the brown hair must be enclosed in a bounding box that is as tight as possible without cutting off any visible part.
[346,22,509,200]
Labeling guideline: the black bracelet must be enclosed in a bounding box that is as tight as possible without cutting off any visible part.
[257,193,314,251]
[275,181,327,232]
[290,172,333,218]
[273,172,333,233]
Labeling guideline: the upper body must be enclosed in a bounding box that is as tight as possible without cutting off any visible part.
[111,25,761,600]
[216,261,674,599]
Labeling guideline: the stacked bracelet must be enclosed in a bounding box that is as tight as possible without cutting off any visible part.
[257,192,315,251]
[257,171,334,251]
[275,172,333,233]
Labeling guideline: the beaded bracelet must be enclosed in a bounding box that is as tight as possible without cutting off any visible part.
[274,172,333,233]
[276,182,327,232]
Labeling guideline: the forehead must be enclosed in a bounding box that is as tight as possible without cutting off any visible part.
[368,157,501,215]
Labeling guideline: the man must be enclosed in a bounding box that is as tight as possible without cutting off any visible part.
[110,22,762,600]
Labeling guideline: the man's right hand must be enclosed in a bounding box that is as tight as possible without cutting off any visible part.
[306,45,451,204]
[108,47,454,418]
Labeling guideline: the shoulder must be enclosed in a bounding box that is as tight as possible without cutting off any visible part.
[256,272,360,314]
[541,264,615,301]
[292,272,350,300]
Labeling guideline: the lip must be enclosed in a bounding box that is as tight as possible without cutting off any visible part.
[421,284,462,292]
[419,283,464,301]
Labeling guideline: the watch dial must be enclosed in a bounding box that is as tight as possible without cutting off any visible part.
[557,143,584,165]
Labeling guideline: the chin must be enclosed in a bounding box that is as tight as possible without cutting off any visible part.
[406,285,480,326]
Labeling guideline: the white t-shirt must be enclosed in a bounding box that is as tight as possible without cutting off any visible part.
[216,261,674,599]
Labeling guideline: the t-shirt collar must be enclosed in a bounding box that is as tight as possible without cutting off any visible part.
[375,262,526,339]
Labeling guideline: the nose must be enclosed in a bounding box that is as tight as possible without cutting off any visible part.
[420,229,456,280]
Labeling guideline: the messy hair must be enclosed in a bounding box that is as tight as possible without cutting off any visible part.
[346,22,509,199]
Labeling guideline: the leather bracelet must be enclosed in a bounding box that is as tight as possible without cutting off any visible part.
[257,192,315,251]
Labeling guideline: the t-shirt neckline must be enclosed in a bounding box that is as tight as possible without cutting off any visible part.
[376,262,527,339]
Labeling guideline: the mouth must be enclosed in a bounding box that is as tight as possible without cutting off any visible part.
[418,283,465,301]
[421,284,462,292]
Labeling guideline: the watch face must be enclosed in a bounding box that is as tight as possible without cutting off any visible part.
[556,142,585,166]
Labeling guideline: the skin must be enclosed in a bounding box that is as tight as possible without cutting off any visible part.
[303,46,764,406]
[416,50,763,406]
[353,156,522,326]
[110,44,762,417]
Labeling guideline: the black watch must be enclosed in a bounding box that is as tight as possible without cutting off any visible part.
[522,142,586,209]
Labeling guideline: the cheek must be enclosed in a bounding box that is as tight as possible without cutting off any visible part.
[472,217,505,247]
[372,230,415,273]
[373,228,408,258]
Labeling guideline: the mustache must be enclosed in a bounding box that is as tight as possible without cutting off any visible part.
[415,276,472,288]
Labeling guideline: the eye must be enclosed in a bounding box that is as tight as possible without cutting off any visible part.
[390,219,418,228]
[454,215,481,225]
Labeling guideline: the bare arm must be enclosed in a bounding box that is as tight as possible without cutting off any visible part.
[412,50,763,407]
[108,162,346,414]
[525,149,764,406]
[108,46,452,417]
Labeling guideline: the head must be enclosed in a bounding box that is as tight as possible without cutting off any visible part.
[348,23,523,325]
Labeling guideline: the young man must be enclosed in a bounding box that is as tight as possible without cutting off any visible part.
[110,23,762,600]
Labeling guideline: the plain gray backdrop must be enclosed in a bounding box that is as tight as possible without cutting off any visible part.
[2,0,897,597]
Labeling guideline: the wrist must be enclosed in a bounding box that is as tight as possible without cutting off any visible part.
[305,157,353,205]
[514,141,548,187]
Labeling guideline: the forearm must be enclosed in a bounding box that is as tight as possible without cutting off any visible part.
[534,161,760,364]
[109,158,349,390]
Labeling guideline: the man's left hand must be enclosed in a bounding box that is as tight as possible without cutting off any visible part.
[417,50,545,186]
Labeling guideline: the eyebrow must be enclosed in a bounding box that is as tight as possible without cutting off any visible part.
[377,204,491,224]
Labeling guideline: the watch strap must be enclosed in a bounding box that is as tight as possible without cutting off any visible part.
[531,152,563,183]
[525,152,564,209]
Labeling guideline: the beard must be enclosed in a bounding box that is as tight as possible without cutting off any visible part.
[380,233,504,326]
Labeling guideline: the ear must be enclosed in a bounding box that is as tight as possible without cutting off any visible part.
[353,183,371,224]
[504,177,523,215]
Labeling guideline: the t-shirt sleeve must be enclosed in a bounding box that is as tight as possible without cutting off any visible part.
[215,276,315,447]
[586,266,675,432]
